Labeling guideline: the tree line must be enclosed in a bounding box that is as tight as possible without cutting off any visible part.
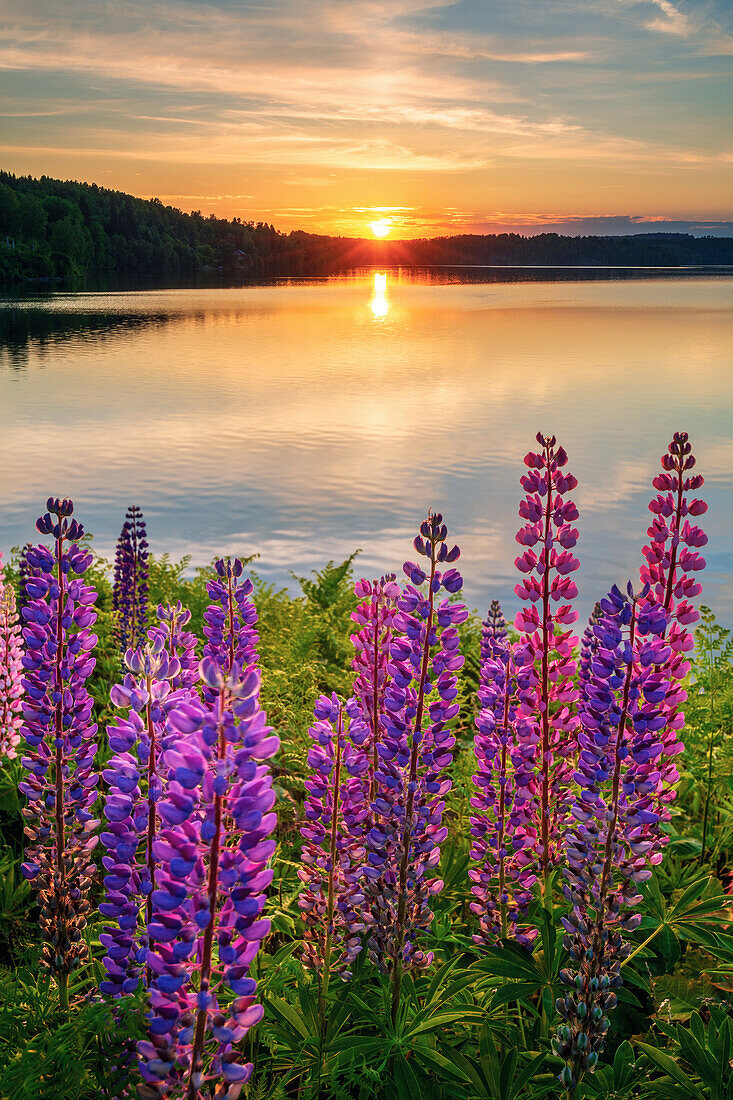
[0,170,731,284]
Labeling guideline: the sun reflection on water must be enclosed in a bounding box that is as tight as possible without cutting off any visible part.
[370,271,389,319]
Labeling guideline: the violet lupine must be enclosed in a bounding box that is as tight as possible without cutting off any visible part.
[350,575,401,806]
[298,693,367,987]
[100,637,191,999]
[138,558,278,1100]
[114,504,150,653]
[149,601,201,692]
[513,434,580,883]
[18,498,99,1009]
[480,599,508,662]
[366,512,466,1023]
[0,554,24,759]
[555,584,679,1093]
[17,541,40,614]
[638,430,707,840]
[578,602,603,698]
[469,635,537,946]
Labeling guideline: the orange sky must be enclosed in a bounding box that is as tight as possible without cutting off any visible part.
[1,0,732,237]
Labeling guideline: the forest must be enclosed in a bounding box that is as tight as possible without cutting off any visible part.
[0,432,732,1099]
[1,170,732,284]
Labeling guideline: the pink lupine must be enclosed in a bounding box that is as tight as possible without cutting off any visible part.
[513,433,580,883]
[0,554,23,759]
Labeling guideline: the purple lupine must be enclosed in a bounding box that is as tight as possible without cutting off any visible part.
[17,541,40,614]
[113,504,150,653]
[556,583,679,1093]
[480,599,508,662]
[513,434,580,883]
[149,601,200,693]
[298,693,366,987]
[350,575,401,805]
[18,498,99,1008]
[138,558,278,1099]
[366,512,466,1022]
[0,554,24,759]
[639,431,707,832]
[469,635,537,946]
[578,602,603,698]
[100,637,191,999]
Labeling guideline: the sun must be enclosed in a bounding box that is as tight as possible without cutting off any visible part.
[370,219,391,238]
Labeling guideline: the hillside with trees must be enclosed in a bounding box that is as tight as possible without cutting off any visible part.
[1,170,732,285]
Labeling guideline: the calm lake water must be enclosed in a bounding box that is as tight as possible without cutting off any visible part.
[1,270,732,623]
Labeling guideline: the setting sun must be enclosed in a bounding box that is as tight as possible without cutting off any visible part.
[370,219,391,238]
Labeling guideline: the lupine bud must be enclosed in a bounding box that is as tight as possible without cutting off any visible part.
[113,505,150,654]
[480,599,507,662]
[18,499,99,988]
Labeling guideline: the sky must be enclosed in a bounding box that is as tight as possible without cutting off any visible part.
[1,0,732,238]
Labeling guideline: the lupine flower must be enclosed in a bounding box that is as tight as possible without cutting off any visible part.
[480,599,507,661]
[138,559,278,1100]
[365,513,467,1021]
[0,553,24,759]
[114,505,150,653]
[298,693,366,984]
[17,541,39,614]
[100,637,191,999]
[469,635,537,946]
[18,498,99,1007]
[639,430,707,836]
[556,583,678,1092]
[149,601,200,692]
[578,602,603,697]
[350,575,401,805]
[513,434,580,880]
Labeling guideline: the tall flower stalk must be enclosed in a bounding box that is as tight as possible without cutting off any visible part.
[513,434,580,888]
[470,634,537,946]
[139,559,278,1099]
[556,585,677,1093]
[366,513,466,1024]
[114,504,150,653]
[480,599,507,662]
[100,636,191,998]
[299,694,366,990]
[18,498,99,1009]
[0,554,24,759]
[350,575,400,805]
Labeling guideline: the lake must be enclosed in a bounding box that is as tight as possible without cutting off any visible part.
[1,269,732,624]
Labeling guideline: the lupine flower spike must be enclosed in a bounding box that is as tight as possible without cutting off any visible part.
[556,433,707,1094]
[149,601,201,693]
[480,599,507,661]
[114,504,150,653]
[366,513,466,1023]
[139,558,278,1100]
[513,434,580,885]
[470,633,537,946]
[0,554,24,759]
[350,575,401,806]
[17,541,40,615]
[100,637,193,999]
[18,498,99,1009]
[298,693,366,991]
[578,602,603,697]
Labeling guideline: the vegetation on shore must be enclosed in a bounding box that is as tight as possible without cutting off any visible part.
[1,170,732,285]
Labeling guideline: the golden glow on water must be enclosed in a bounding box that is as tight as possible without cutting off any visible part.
[370,272,389,318]
[1,273,732,617]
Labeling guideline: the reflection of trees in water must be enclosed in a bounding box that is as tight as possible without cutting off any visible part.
[0,265,720,371]
[0,308,184,371]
